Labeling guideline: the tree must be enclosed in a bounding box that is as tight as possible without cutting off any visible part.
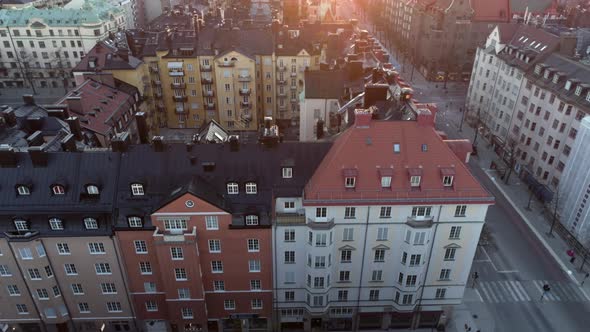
[503,137,518,184]
[14,48,38,94]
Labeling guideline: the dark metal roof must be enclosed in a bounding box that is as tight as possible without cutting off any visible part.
[304,70,346,99]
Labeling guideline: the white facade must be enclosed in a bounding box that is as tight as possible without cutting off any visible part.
[299,98,340,141]
[273,199,488,329]
[560,116,590,246]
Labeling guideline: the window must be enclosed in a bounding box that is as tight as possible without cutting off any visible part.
[450,226,461,239]
[455,205,467,217]
[57,243,70,254]
[95,263,111,275]
[17,185,30,195]
[164,219,187,231]
[16,304,28,314]
[410,176,421,187]
[282,167,293,178]
[315,233,327,246]
[171,247,184,260]
[86,185,99,195]
[282,250,295,264]
[436,288,447,299]
[130,183,145,196]
[344,177,356,188]
[440,269,451,280]
[245,182,257,194]
[249,259,261,272]
[146,301,158,312]
[44,265,53,277]
[211,261,223,273]
[84,218,98,229]
[285,291,295,302]
[127,216,142,227]
[250,279,261,290]
[444,248,456,260]
[341,250,352,263]
[101,283,117,294]
[49,218,64,230]
[316,207,327,219]
[245,215,259,225]
[71,284,84,295]
[134,240,147,254]
[411,206,432,218]
[413,232,426,245]
[410,254,422,266]
[52,285,60,297]
[106,302,122,312]
[14,219,28,231]
[402,294,413,304]
[36,288,49,300]
[178,288,190,299]
[374,249,385,262]
[369,290,380,301]
[214,280,225,291]
[52,184,65,195]
[64,264,77,275]
[442,176,454,186]
[284,201,295,210]
[19,247,33,260]
[406,275,417,286]
[381,176,392,187]
[175,268,187,280]
[139,262,152,274]
[285,271,295,283]
[0,265,12,277]
[344,207,356,219]
[181,307,194,319]
[314,256,326,268]
[222,299,236,311]
[248,239,260,252]
[144,282,156,293]
[78,303,90,313]
[206,216,218,230]
[209,239,221,253]
[342,228,354,242]
[380,206,391,218]
[371,270,383,281]
[227,182,239,194]
[284,229,295,242]
[7,285,20,296]
[88,242,105,254]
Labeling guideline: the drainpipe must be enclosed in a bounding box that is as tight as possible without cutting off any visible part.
[412,205,441,329]
[111,234,139,331]
[272,210,279,332]
[353,206,370,331]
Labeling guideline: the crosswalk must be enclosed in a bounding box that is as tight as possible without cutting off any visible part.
[476,280,589,303]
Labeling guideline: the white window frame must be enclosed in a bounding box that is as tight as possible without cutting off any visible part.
[227,182,239,194]
[86,185,99,195]
[450,226,462,239]
[246,215,259,225]
[64,264,77,275]
[344,177,356,188]
[377,227,388,241]
[14,219,28,231]
[16,304,29,314]
[52,185,65,195]
[36,288,49,300]
[282,167,293,178]
[88,242,105,254]
[374,249,385,262]
[7,284,20,296]
[211,260,223,273]
[250,279,262,290]
[130,183,145,196]
[171,247,184,260]
[205,216,219,230]
[57,243,70,255]
[213,280,225,291]
[245,182,257,194]
[175,268,187,281]
[84,217,98,229]
[145,300,158,312]
[454,205,467,217]
[17,185,30,195]
[78,302,90,313]
[178,288,190,299]
[94,263,112,275]
[164,219,187,231]
[410,176,421,187]
[442,175,454,186]
[444,248,457,261]
[381,176,392,188]
[251,299,263,309]
[127,216,143,228]
[182,307,194,319]
[0,265,12,276]
[209,239,221,253]
[247,239,260,252]
[49,218,64,230]
[100,283,117,294]
[139,262,152,275]
[19,247,33,260]
[71,284,84,295]
[106,302,122,313]
[224,299,236,310]
[248,259,261,272]
[134,240,148,254]
[435,288,447,299]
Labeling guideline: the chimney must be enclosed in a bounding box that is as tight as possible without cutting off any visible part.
[111,132,130,152]
[348,61,363,80]
[65,96,83,114]
[0,145,18,167]
[28,144,48,167]
[416,108,435,127]
[354,109,372,128]
[22,94,35,106]
[60,133,77,152]
[186,142,193,152]
[44,105,69,120]
[371,68,380,83]
[26,131,44,146]
[364,84,388,108]
[2,108,17,127]
[66,117,83,141]
[559,32,577,57]
[135,112,149,144]
[229,135,239,151]
[26,117,44,133]
[152,136,165,152]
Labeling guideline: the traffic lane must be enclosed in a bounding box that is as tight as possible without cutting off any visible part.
[469,164,568,282]
[487,301,590,332]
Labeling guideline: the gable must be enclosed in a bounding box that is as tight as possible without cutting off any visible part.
[153,192,230,215]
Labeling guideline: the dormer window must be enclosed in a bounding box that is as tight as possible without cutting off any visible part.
[345,177,356,188]
[565,80,572,91]
[14,219,29,231]
[342,168,358,189]
[245,182,257,194]
[378,168,393,188]
[440,167,456,187]
[410,176,421,187]
[49,218,64,230]
[17,185,30,196]
[130,183,145,196]
[553,73,560,84]
[245,215,259,226]
[442,176,454,186]
[534,64,542,75]
[84,217,98,230]
[282,167,293,178]
[227,182,239,194]
[543,69,550,79]
[575,85,583,96]
[586,91,590,102]
[127,216,143,228]
[86,185,99,195]
[381,176,392,188]
[52,185,65,195]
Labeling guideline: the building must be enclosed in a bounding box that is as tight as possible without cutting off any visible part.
[0,0,126,91]
[0,148,136,332]
[283,0,305,26]
[274,110,493,330]
[466,24,589,193]
[381,0,510,81]
[0,0,67,9]
[56,76,145,147]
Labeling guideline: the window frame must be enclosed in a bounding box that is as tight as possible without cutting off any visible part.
[52,184,65,195]
[83,217,98,230]
[49,218,64,230]
[127,216,143,228]
[226,182,239,194]
[245,182,257,194]
[130,183,145,196]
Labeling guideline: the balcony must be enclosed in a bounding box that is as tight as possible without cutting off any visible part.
[219,61,234,67]
[278,104,287,110]
[278,91,287,97]
[240,101,251,108]
[290,72,297,77]
[170,82,186,89]
[153,227,196,244]
[203,90,214,97]
[152,80,161,86]
[277,79,287,85]
[307,218,335,230]
[239,88,251,95]
[200,64,212,72]
[405,216,434,228]
[172,95,188,102]
[154,91,162,98]
[201,77,213,84]
[205,103,216,110]
[290,85,297,90]
[169,70,184,77]
[149,66,159,73]
[276,213,306,225]
[238,75,252,82]
[291,97,298,103]
[175,106,186,114]
[3,230,40,241]
[277,66,287,72]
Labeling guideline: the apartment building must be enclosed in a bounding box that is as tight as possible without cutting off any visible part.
[467,24,587,191]
[0,1,126,90]
[0,150,135,332]
[274,110,493,330]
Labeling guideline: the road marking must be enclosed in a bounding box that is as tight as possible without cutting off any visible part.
[500,281,519,301]
[497,270,519,273]
[490,282,506,302]
[507,281,526,301]
[479,283,497,303]
[474,289,484,301]
[512,281,531,301]
[480,247,500,272]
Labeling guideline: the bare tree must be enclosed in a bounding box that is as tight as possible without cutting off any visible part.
[14,48,38,94]
[503,137,519,184]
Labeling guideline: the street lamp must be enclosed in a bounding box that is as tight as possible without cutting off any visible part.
[540,284,551,301]
[525,184,534,211]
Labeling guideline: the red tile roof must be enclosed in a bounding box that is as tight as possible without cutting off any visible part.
[304,119,493,205]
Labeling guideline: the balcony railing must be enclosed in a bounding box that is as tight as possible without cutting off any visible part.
[277,79,287,85]
[152,80,162,86]
[172,95,188,102]
[153,227,196,243]
[171,82,186,89]
[238,75,252,82]
[277,66,287,72]
[307,218,335,229]
[405,216,434,228]
[290,85,297,90]
[169,70,184,76]
[203,90,214,97]
[200,64,212,72]
[205,103,216,110]
[278,104,287,110]
[201,78,213,84]
[276,213,306,225]
[219,61,234,67]
[240,101,251,108]
[175,107,186,114]
[239,88,251,95]
[278,91,287,97]
[290,72,297,77]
